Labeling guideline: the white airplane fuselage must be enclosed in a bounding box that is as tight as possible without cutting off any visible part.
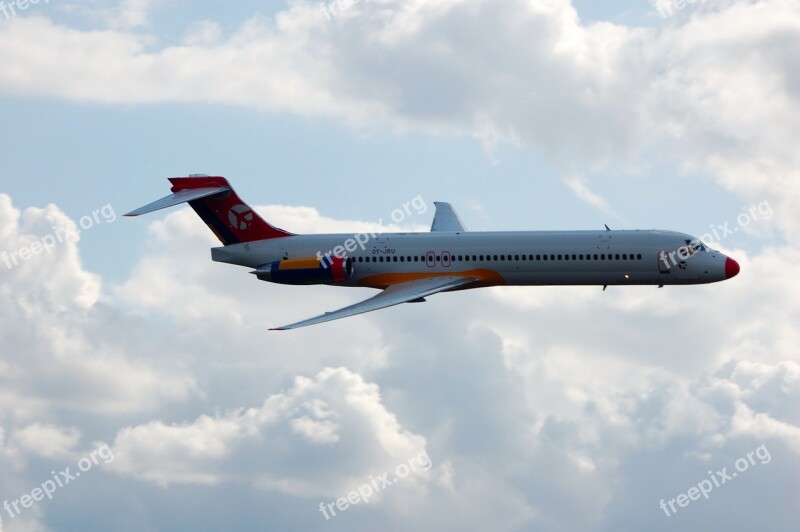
[211,229,734,288]
[127,176,740,329]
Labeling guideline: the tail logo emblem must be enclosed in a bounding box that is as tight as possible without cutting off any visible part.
[228,204,254,230]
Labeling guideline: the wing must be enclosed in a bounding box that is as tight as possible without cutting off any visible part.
[270,276,478,330]
[430,202,467,232]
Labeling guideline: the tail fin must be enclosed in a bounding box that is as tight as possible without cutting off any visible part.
[125,175,294,245]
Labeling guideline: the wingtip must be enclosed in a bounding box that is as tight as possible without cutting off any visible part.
[269,327,288,331]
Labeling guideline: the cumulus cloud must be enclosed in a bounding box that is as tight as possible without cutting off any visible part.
[111,0,153,29]
[1,0,799,529]
[0,186,798,529]
[1,0,797,241]
[0,195,198,420]
[8,423,81,461]
[108,367,436,496]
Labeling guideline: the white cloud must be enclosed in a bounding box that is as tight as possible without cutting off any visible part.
[1,0,796,240]
[563,176,626,222]
[112,0,153,29]
[0,188,798,529]
[9,423,81,461]
[182,20,223,46]
[108,367,434,495]
[1,0,799,529]
[0,195,198,419]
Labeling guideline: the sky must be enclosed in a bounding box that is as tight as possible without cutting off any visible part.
[0,0,798,530]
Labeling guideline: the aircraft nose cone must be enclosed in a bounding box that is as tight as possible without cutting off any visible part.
[725,257,740,279]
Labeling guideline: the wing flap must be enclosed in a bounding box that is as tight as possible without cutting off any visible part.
[270,276,477,330]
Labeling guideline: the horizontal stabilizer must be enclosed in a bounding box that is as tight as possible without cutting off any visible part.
[125,176,293,244]
[125,186,229,217]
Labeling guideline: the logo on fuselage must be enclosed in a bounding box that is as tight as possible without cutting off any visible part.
[228,204,254,230]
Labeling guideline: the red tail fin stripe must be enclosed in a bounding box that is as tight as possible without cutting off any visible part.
[169,176,294,245]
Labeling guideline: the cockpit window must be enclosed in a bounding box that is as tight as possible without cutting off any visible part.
[685,239,708,254]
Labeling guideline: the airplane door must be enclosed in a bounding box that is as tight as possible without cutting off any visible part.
[442,251,451,268]
[426,251,436,268]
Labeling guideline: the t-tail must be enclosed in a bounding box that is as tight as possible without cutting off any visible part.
[124,175,293,245]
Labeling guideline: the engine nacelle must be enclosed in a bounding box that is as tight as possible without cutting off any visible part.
[254,256,354,285]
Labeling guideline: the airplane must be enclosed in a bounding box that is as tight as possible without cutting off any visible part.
[125,175,740,330]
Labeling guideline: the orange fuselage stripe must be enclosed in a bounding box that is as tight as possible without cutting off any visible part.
[278,258,324,270]
[358,269,505,289]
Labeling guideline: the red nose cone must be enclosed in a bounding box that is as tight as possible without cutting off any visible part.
[725,257,740,279]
